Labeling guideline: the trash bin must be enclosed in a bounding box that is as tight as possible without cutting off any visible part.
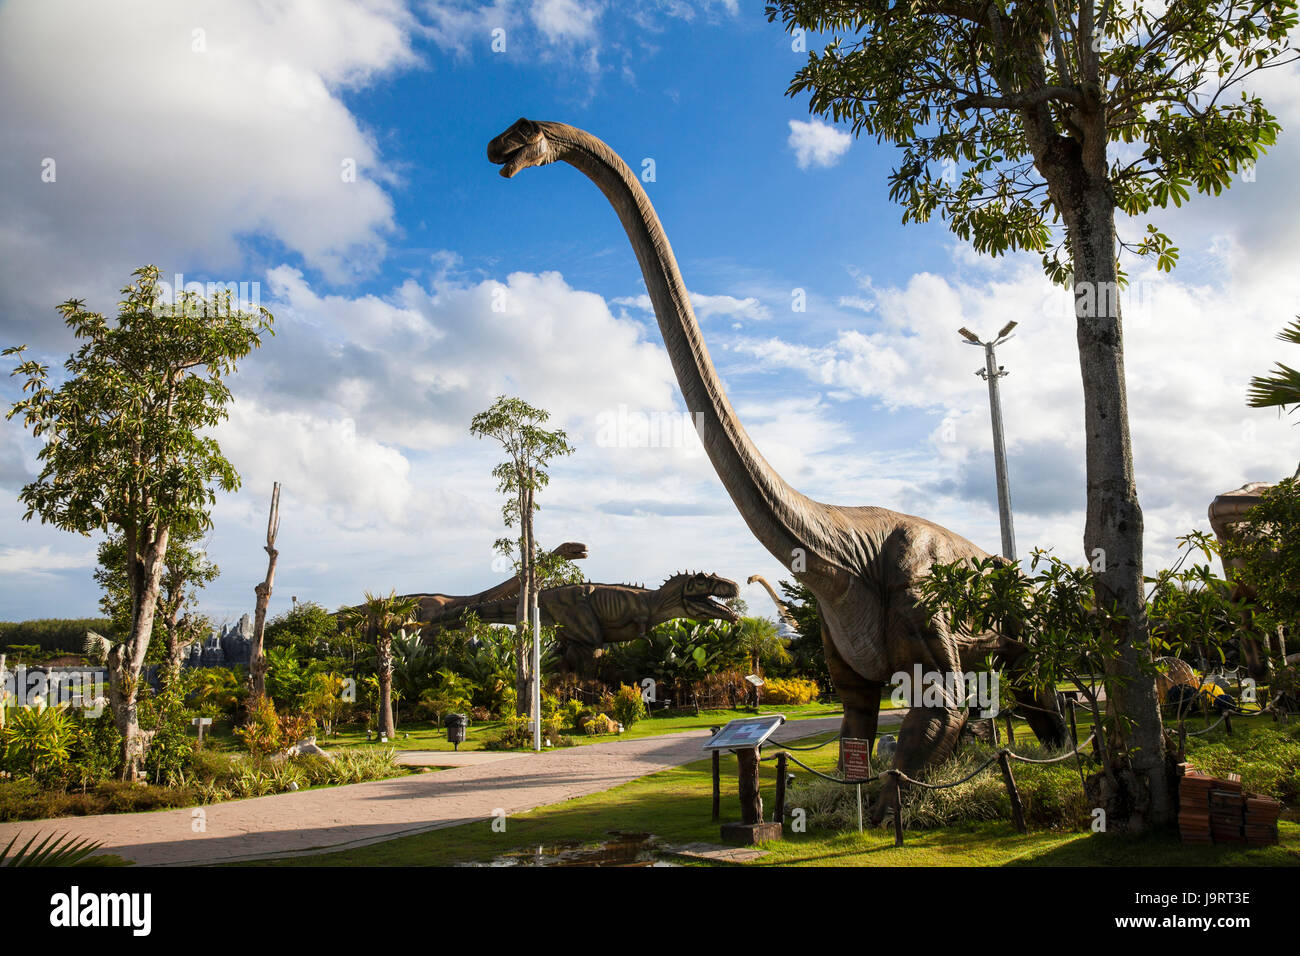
[444,713,468,750]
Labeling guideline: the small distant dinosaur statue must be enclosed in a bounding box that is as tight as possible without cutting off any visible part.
[432,571,740,672]
[399,541,589,626]
[747,574,799,631]
[489,118,1066,822]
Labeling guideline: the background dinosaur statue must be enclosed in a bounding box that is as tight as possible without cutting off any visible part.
[1208,480,1298,681]
[747,573,799,632]
[399,541,588,627]
[432,571,740,672]
[489,118,1066,821]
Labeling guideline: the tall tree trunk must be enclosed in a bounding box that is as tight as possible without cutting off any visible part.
[249,482,281,701]
[376,635,395,739]
[514,473,530,717]
[1070,181,1171,831]
[112,524,171,780]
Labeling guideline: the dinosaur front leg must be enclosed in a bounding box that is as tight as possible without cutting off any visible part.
[821,618,882,743]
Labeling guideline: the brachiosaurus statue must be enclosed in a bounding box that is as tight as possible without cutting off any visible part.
[401,541,588,627]
[488,119,1066,821]
[747,574,799,631]
[432,571,740,672]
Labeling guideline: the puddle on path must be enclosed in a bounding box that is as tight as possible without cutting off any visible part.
[457,832,678,867]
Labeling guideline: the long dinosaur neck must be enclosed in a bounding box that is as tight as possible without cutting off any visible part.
[751,575,797,627]
[553,126,832,571]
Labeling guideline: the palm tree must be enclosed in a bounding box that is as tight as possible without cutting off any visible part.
[1248,317,1300,477]
[339,590,421,740]
[733,616,790,676]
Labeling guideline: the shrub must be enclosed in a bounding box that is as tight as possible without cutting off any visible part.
[277,711,317,747]
[484,715,569,750]
[785,742,1089,833]
[469,706,492,723]
[764,677,820,706]
[65,710,122,789]
[582,713,620,736]
[236,695,282,757]
[611,684,646,729]
[2,704,73,783]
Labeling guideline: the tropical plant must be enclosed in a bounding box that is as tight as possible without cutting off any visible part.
[1,831,103,867]
[470,395,576,716]
[4,266,272,778]
[767,0,1298,832]
[2,704,73,782]
[611,684,646,730]
[339,593,421,740]
[1247,316,1300,418]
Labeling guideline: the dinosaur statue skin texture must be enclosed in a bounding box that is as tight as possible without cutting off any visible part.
[489,119,1066,821]
[432,571,740,672]
[747,573,799,631]
[1208,482,1297,681]
[401,541,588,628]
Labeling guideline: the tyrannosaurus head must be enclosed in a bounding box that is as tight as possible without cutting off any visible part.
[660,571,741,624]
[488,118,567,178]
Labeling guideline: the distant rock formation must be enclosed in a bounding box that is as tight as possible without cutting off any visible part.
[185,613,253,669]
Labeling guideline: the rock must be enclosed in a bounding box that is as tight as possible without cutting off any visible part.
[876,734,898,763]
[285,736,334,761]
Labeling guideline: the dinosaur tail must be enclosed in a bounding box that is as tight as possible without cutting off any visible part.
[431,597,522,629]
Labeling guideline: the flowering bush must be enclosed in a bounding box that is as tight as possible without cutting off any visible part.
[763,677,819,706]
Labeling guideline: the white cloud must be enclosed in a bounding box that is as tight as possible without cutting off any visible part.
[0,545,95,576]
[787,119,852,170]
[0,0,417,340]
[531,0,602,43]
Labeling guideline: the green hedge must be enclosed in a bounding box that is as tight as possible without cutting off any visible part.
[0,619,111,655]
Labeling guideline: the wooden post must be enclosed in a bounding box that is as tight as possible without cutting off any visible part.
[998,750,1027,834]
[891,771,904,847]
[774,751,788,823]
[736,747,762,825]
[710,727,720,821]
[1004,714,1015,746]
[249,482,281,701]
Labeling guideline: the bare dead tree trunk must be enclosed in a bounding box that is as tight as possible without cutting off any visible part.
[249,482,281,702]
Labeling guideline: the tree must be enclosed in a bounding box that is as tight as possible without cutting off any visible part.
[1248,316,1300,471]
[339,590,420,740]
[470,396,575,717]
[766,0,1296,831]
[5,266,272,778]
[94,526,219,687]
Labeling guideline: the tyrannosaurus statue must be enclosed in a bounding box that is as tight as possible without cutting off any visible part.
[401,541,589,626]
[432,571,740,672]
[488,118,1066,821]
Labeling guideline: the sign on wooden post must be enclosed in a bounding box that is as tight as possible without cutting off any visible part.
[842,737,872,834]
[191,716,212,746]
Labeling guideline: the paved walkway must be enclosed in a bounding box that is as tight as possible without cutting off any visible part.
[0,715,887,866]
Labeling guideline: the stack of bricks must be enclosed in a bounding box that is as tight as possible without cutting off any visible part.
[1177,765,1280,846]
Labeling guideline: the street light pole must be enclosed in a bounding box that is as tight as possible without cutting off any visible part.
[958,322,1019,561]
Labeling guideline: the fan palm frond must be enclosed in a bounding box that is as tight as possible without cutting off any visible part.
[1,831,103,867]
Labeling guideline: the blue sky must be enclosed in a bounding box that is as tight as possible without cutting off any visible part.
[1,0,1298,627]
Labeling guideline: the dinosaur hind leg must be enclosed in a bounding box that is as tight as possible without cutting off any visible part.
[869,704,966,825]
[1000,642,1068,747]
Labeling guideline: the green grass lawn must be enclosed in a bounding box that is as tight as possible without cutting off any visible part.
[261,701,847,754]
[252,717,1300,867]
